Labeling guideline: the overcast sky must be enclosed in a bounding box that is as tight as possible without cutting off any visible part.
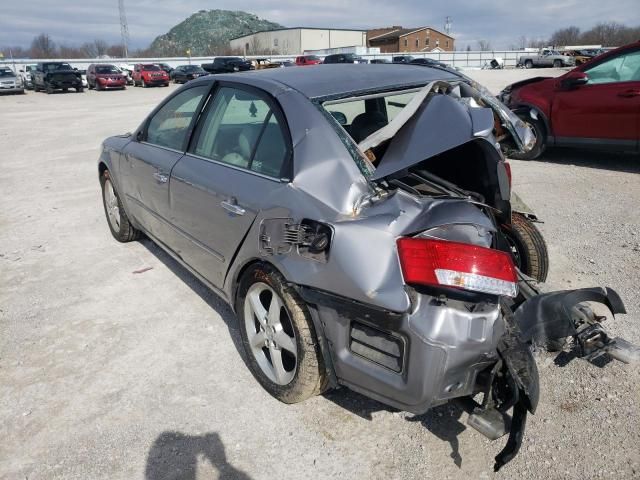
[2,0,639,50]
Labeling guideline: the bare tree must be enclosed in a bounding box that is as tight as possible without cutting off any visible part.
[58,45,86,58]
[30,33,57,58]
[549,26,581,47]
[477,40,492,51]
[0,46,29,59]
[249,36,263,55]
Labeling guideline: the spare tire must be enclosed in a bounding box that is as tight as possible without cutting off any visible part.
[501,212,549,282]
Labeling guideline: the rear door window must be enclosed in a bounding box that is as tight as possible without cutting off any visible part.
[192,86,290,178]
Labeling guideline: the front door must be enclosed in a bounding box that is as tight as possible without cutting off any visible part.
[169,84,292,288]
[551,47,640,148]
[120,85,210,240]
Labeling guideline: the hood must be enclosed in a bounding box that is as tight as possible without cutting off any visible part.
[505,76,552,92]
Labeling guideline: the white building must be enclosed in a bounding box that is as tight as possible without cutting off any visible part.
[229,28,367,56]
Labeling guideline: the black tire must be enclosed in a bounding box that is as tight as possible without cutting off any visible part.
[236,263,328,403]
[525,60,533,69]
[34,84,40,92]
[46,84,53,94]
[62,87,68,93]
[88,81,93,90]
[510,114,546,160]
[553,60,562,68]
[76,87,83,93]
[501,212,549,282]
[100,170,141,243]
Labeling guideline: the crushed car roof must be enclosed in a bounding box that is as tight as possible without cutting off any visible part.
[199,64,461,99]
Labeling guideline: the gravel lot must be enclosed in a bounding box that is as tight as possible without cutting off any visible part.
[1,68,639,480]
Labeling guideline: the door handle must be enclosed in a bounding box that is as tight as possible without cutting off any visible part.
[153,171,169,183]
[618,90,640,98]
[221,199,246,216]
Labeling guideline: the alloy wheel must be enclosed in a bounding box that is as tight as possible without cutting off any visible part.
[244,282,297,385]
[103,178,121,232]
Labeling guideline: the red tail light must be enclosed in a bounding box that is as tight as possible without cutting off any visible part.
[504,161,512,189]
[397,237,518,297]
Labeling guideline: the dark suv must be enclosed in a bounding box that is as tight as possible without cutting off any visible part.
[323,53,366,64]
[201,57,253,74]
[33,62,83,93]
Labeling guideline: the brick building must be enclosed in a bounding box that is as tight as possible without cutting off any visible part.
[367,26,454,53]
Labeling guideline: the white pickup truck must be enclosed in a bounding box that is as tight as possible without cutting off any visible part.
[518,48,575,68]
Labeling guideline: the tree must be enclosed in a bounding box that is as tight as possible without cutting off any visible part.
[549,26,581,47]
[477,40,491,51]
[30,33,57,58]
[466,45,471,52]
[81,39,110,58]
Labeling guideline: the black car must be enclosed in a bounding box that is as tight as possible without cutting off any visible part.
[323,53,366,64]
[171,65,208,84]
[33,62,83,93]
[392,55,414,64]
[369,58,390,64]
[201,57,254,74]
[157,63,174,75]
[409,57,448,68]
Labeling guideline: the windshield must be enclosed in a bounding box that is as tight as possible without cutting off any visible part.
[142,65,161,71]
[0,69,15,78]
[306,56,320,61]
[44,63,73,72]
[183,65,204,72]
[96,66,119,74]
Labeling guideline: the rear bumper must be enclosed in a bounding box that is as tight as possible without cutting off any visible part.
[299,287,504,414]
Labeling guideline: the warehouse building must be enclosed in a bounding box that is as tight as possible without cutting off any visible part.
[229,28,367,56]
[367,26,455,53]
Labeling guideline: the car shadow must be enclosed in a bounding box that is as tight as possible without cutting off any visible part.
[323,387,467,468]
[138,238,249,365]
[145,431,252,480]
[535,148,640,174]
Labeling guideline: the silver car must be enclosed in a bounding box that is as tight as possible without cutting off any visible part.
[98,64,637,470]
[0,67,24,94]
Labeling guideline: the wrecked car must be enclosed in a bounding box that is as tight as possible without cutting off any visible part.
[98,64,638,470]
[501,41,640,159]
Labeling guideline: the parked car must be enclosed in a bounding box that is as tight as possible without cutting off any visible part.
[323,53,366,64]
[517,48,575,69]
[201,57,253,74]
[409,57,448,68]
[97,64,637,471]
[500,41,640,159]
[252,58,281,70]
[274,60,295,67]
[392,55,414,64]
[369,58,390,64]
[87,64,127,91]
[18,64,37,89]
[33,62,83,93]
[171,65,208,84]
[117,65,134,85]
[157,63,174,76]
[0,67,24,94]
[295,55,322,66]
[132,64,169,88]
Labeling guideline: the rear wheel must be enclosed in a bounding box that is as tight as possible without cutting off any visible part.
[46,84,53,94]
[501,212,549,282]
[236,263,327,403]
[553,59,562,68]
[100,170,141,242]
[76,87,83,93]
[510,114,546,160]
[525,60,533,69]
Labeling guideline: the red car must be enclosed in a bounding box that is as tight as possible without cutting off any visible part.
[499,41,640,159]
[132,64,169,88]
[87,64,127,91]
[295,55,322,66]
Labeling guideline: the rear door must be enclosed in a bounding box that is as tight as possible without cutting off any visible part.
[551,47,640,148]
[120,85,210,240]
[169,83,292,288]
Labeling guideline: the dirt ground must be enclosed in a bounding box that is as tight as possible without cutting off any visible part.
[1,68,639,480]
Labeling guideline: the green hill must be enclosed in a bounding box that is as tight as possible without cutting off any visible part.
[149,10,284,56]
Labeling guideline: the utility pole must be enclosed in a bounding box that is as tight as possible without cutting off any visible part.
[444,16,452,36]
[118,0,130,58]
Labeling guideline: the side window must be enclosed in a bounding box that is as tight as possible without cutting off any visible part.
[193,86,289,177]
[586,50,640,84]
[145,85,208,150]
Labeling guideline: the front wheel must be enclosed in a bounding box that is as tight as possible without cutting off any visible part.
[510,115,546,160]
[100,170,141,242]
[501,212,549,282]
[236,264,327,403]
[76,87,83,93]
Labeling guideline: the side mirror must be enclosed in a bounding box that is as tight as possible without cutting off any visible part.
[560,71,589,89]
[19,69,24,73]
